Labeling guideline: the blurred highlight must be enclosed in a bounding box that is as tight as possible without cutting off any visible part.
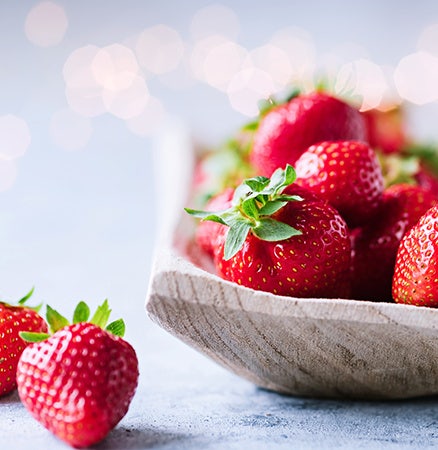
[3,1,438,191]
[25,1,68,47]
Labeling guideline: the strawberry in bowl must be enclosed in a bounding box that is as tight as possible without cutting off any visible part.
[250,91,367,177]
[187,165,352,299]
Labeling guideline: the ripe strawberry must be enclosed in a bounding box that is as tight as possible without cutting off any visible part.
[187,166,351,298]
[415,164,438,196]
[362,105,409,154]
[195,187,233,258]
[392,205,438,306]
[250,91,366,177]
[0,288,47,397]
[16,300,138,448]
[294,140,384,228]
[351,184,438,301]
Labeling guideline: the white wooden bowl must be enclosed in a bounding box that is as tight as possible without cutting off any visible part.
[145,125,438,400]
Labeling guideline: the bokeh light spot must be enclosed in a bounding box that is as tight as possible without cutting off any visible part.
[334,59,388,110]
[49,109,93,151]
[268,27,316,87]
[227,68,276,117]
[24,1,68,47]
[0,115,31,160]
[102,74,150,119]
[202,39,247,90]
[135,25,184,74]
[63,45,102,90]
[246,44,292,89]
[92,44,139,91]
[417,23,438,57]
[394,51,438,104]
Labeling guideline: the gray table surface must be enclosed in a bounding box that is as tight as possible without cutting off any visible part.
[2,305,438,450]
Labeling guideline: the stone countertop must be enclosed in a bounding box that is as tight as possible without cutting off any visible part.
[2,310,438,450]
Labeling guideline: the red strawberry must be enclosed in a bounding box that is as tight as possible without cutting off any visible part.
[195,187,233,258]
[392,205,438,306]
[250,91,366,177]
[16,300,138,448]
[351,184,438,301]
[0,288,47,396]
[414,163,438,196]
[294,140,384,228]
[362,105,409,154]
[187,166,351,298]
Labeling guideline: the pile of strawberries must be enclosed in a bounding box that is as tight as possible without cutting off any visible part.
[0,291,138,448]
[187,91,438,307]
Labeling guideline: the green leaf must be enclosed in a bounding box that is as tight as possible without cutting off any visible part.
[404,143,438,175]
[283,164,297,186]
[240,198,259,219]
[259,200,288,215]
[244,176,270,192]
[19,331,50,343]
[106,319,125,338]
[258,97,277,115]
[184,208,228,225]
[46,305,69,333]
[90,299,111,329]
[232,182,254,204]
[73,301,90,324]
[242,120,259,131]
[224,221,251,260]
[278,195,303,202]
[18,287,35,306]
[267,164,297,195]
[253,218,302,241]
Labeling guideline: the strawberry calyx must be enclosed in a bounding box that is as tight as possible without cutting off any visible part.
[378,142,438,188]
[186,164,303,260]
[20,299,125,343]
[404,142,438,176]
[0,287,43,313]
[378,151,419,187]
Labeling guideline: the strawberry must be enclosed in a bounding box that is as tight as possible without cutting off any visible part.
[392,205,438,307]
[187,166,351,298]
[415,164,438,196]
[362,105,409,154]
[0,288,47,397]
[350,184,438,301]
[249,91,366,177]
[195,187,233,258]
[16,300,139,448]
[378,142,438,197]
[294,140,384,228]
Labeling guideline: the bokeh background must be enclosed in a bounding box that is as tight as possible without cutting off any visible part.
[2,0,438,337]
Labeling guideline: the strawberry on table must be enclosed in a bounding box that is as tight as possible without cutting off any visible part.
[249,91,366,177]
[392,205,438,307]
[16,300,139,449]
[350,184,438,301]
[294,140,384,228]
[0,288,47,397]
[187,165,352,299]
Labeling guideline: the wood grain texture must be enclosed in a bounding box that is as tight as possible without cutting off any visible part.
[145,127,438,400]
